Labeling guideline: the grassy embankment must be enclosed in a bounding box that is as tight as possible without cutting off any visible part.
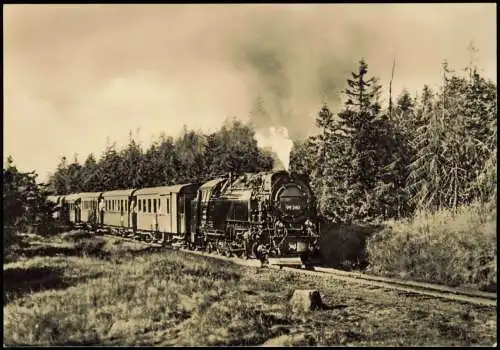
[319,202,496,292]
[3,229,497,346]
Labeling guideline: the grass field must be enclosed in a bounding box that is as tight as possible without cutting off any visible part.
[3,230,497,346]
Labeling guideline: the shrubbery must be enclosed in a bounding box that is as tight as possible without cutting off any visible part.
[365,202,496,291]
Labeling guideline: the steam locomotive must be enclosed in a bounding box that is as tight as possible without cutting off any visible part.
[48,170,321,265]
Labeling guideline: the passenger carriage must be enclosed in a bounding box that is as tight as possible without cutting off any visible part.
[100,189,136,235]
[64,193,83,225]
[135,184,199,245]
[80,192,104,228]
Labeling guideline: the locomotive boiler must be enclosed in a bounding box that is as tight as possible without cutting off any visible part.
[189,170,321,264]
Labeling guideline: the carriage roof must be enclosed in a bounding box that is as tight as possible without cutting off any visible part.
[101,189,136,198]
[134,183,194,196]
[64,193,83,202]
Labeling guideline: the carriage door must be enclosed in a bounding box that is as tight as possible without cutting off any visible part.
[184,192,192,235]
[190,196,200,238]
[178,194,186,234]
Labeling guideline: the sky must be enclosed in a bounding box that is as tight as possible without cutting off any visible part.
[3,4,497,182]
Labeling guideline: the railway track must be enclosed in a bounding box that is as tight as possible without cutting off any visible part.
[101,231,497,307]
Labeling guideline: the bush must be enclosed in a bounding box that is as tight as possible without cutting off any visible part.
[365,202,496,291]
[318,218,382,270]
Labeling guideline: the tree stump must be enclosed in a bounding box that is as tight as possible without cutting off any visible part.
[290,289,323,313]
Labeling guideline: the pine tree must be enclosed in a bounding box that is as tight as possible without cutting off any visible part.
[289,138,316,177]
[49,156,70,195]
[311,59,412,222]
[66,154,83,193]
[119,132,145,189]
[81,153,100,192]
[3,157,56,251]
[174,126,207,183]
[98,142,123,191]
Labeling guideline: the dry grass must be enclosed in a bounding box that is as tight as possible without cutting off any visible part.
[3,230,497,346]
[366,202,497,291]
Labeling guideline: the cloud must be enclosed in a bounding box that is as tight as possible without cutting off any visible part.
[3,4,496,180]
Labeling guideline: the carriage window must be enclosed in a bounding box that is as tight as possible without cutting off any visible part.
[166,198,170,214]
[138,199,142,212]
[158,198,161,212]
[147,199,151,213]
[153,198,157,213]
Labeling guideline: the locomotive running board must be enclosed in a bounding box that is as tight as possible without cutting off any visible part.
[268,257,302,266]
